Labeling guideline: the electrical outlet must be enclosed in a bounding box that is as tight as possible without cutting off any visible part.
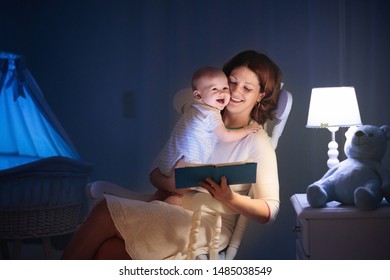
[122,91,136,118]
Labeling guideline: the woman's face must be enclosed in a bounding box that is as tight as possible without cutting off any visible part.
[225,66,264,116]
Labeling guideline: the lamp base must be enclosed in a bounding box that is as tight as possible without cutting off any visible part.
[327,140,339,169]
[327,127,340,169]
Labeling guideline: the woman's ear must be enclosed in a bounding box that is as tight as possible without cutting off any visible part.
[257,92,265,102]
[193,90,202,99]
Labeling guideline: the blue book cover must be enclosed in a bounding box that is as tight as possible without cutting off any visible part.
[174,162,257,189]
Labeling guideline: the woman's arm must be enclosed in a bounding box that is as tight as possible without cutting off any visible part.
[199,176,274,223]
[201,132,280,223]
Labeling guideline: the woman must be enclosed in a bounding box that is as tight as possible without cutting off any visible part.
[62,50,282,260]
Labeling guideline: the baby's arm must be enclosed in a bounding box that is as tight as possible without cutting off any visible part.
[214,122,261,143]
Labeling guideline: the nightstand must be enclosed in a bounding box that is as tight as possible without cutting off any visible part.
[290,193,390,259]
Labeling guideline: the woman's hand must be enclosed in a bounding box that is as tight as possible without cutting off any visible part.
[199,176,234,203]
[199,176,271,224]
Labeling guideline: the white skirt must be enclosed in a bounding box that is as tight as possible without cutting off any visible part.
[105,194,235,260]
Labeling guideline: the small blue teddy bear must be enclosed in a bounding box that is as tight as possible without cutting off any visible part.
[307,125,390,210]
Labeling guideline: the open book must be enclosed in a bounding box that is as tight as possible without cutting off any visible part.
[174,162,257,189]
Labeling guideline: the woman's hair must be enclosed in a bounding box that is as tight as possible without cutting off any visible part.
[223,50,282,125]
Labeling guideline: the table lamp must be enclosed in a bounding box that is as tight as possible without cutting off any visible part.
[306,86,362,169]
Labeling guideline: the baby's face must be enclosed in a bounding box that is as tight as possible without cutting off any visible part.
[196,75,230,110]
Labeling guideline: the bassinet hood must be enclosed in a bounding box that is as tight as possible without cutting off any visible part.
[0,52,80,169]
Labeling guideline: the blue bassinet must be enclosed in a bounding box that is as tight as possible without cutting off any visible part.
[0,52,92,259]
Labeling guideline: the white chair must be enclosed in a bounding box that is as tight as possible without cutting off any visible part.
[180,88,292,260]
[86,88,292,260]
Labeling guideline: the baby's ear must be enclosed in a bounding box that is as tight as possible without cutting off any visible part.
[193,90,202,99]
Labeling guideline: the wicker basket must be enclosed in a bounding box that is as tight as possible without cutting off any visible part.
[0,156,92,240]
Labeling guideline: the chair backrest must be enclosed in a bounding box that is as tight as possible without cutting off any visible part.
[265,89,293,149]
[173,87,293,259]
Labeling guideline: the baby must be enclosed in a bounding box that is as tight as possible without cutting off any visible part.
[150,66,260,204]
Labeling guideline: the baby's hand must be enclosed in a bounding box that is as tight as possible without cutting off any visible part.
[244,122,261,135]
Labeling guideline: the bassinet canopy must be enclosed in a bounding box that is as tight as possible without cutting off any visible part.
[0,51,80,170]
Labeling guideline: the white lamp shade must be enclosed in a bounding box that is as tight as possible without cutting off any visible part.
[306,86,362,128]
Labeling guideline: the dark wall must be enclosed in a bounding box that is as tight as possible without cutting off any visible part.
[1,0,389,259]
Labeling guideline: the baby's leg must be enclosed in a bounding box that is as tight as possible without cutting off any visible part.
[150,157,186,192]
[164,193,183,205]
[149,168,176,192]
[149,189,171,201]
[175,157,186,168]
